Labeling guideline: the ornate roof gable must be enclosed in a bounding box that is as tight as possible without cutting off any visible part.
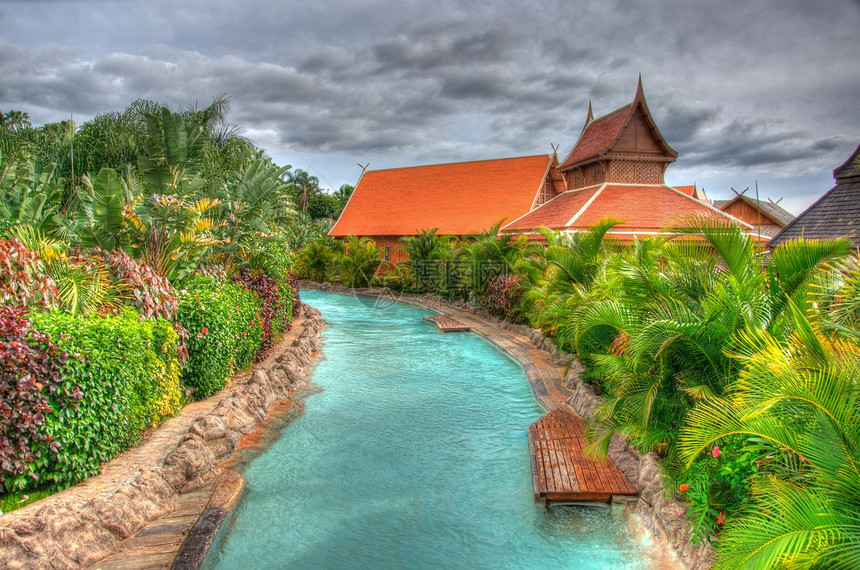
[558,78,678,172]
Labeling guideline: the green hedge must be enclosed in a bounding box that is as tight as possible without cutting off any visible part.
[177,277,264,399]
[29,309,182,490]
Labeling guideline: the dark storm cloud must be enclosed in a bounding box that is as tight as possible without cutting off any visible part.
[0,0,858,209]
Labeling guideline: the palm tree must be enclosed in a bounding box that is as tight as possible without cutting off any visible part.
[399,228,457,293]
[339,235,384,288]
[465,221,531,295]
[678,300,860,569]
[286,169,319,212]
[215,154,295,275]
[570,220,850,459]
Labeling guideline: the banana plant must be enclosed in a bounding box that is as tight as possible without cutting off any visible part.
[55,167,127,251]
[0,152,63,234]
[137,107,207,198]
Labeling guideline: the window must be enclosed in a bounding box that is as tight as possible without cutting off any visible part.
[384,246,390,261]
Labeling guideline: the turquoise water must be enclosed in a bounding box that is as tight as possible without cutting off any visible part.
[204,291,655,569]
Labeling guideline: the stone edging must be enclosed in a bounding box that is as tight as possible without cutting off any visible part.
[0,304,326,570]
[301,282,712,569]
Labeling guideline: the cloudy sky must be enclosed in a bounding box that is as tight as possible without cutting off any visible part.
[1,0,858,214]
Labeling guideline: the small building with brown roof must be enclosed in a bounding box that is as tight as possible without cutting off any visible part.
[713,194,794,239]
[768,144,860,248]
[330,79,755,257]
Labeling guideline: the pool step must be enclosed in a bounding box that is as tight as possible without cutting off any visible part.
[424,315,471,332]
[528,409,638,505]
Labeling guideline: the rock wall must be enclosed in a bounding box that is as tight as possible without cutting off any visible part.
[0,304,325,570]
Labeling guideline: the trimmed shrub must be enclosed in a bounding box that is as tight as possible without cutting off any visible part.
[0,306,76,492]
[177,277,263,398]
[232,268,293,358]
[26,309,182,491]
[287,270,300,317]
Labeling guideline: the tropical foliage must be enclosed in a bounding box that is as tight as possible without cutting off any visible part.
[0,97,305,497]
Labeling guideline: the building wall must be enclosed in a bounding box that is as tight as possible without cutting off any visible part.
[720,200,776,227]
[361,236,409,264]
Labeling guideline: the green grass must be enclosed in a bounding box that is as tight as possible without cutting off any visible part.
[0,488,55,514]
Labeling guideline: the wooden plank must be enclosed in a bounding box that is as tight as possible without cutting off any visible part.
[423,315,471,332]
[529,408,637,504]
[171,508,227,570]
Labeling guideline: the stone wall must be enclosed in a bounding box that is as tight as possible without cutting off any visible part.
[0,304,326,570]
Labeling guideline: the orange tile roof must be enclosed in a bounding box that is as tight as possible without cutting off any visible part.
[503,184,745,238]
[329,155,552,237]
[674,185,696,196]
[503,186,602,231]
[558,105,632,169]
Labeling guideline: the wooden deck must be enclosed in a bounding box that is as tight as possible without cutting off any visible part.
[529,409,637,504]
[424,315,471,332]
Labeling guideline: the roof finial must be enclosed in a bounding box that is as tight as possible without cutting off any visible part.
[636,74,644,100]
[584,100,594,128]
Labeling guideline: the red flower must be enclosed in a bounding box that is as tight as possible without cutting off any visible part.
[716,512,725,525]
[202,327,208,335]
[712,445,721,458]
[679,483,689,492]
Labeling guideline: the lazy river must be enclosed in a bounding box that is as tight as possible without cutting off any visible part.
[203,291,657,569]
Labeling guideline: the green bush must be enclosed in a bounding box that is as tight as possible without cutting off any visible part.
[380,263,413,292]
[177,277,263,398]
[29,309,182,490]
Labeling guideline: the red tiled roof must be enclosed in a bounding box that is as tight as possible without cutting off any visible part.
[503,186,602,231]
[674,185,696,196]
[502,184,744,238]
[558,105,632,170]
[329,155,552,237]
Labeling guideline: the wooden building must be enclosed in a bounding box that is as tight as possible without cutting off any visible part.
[330,80,751,256]
[501,80,743,240]
[713,195,794,239]
[328,155,561,264]
[769,144,860,248]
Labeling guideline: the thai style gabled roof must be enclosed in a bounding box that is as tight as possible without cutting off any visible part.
[502,183,751,241]
[768,144,860,248]
[713,195,795,227]
[328,155,554,237]
[557,78,678,171]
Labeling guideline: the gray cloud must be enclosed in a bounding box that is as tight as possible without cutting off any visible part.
[0,0,858,212]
